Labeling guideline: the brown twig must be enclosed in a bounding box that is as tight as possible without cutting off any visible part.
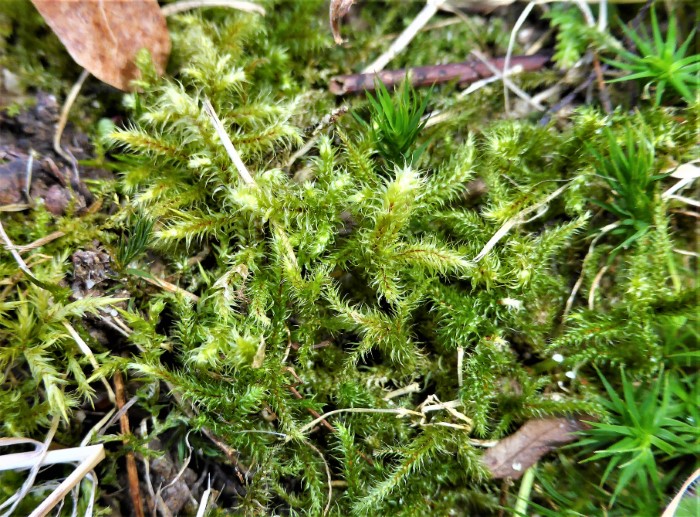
[288,385,336,434]
[114,371,145,517]
[497,479,512,517]
[329,53,552,95]
[592,53,612,113]
[201,428,246,483]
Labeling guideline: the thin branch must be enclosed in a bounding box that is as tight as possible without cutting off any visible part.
[114,371,145,517]
[99,319,248,482]
[330,53,551,95]
[592,53,612,112]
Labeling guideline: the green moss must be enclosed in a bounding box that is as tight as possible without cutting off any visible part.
[0,0,80,93]
[1,2,697,515]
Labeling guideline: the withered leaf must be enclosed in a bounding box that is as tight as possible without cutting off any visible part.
[329,0,356,44]
[482,418,584,479]
[31,0,170,91]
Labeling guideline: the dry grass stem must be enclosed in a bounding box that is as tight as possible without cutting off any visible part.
[457,347,464,388]
[383,382,421,401]
[194,476,213,517]
[562,221,620,319]
[503,1,536,114]
[362,0,447,74]
[0,220,57,290]
[661,468,700,517]
[0,418,105,517]
[663,162,700,198]
[14,231,66,254]
[161,0,265,17]
[305,441,332,516]
[471,49,544,112]
[137,273,200,302]
[202,97,256,186]
[588,264,609,310]
[54,69,89,183]
[82,408,117,446]
[472,183,569,263]
[294,408,424,438]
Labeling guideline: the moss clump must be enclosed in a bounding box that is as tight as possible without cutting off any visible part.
[1,1,698,515]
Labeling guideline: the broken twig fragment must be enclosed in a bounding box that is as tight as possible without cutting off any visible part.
[329,54,551,95]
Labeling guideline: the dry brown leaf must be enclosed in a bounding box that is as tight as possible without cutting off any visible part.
[31,0,170,91]
[329,0,356,44]
[482,418,584,479]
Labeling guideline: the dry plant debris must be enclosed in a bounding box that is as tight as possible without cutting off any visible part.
[329,0,356,44]
[481,418,586,479]
[329,53,551,94]
[30,0,170,91]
